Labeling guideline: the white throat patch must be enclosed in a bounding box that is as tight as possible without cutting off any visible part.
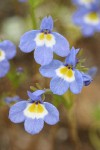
[23,103,48,119]
[0,49,6,62]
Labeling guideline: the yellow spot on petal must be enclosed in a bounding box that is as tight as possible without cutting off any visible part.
[0,50,3,56]
[37,104,44,113]
[28,103,44,113]
[46,34,52,41]
[87,12,99,21]
[39,33,45,40]
[66,69,74,78]
[28,103,36,112]
[82,0,93,3]
[59,67,74,78]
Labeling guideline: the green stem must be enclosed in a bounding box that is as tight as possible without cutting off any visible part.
[65,91,81,149]
[89,122,100,150]
[29,0,37,29]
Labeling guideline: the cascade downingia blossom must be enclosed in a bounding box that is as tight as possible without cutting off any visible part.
[18,0,27,2]
[72,0,99,8]
[19,16,69,65]
[82,66,97,86]
[81,72,92,86]
[72,5,100,36]
[40,47,92,95]
[87,66,97,78]
[5,96,21,105]
[9,90,59,135]
[0,40,16,78]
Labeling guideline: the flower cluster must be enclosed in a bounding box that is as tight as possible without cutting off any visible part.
[0,40,16,78]
[72,0,100,36]
[8,16,93,135]
[9,90,59,135]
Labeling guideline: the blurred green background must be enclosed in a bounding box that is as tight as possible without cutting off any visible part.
[0,0,100,150]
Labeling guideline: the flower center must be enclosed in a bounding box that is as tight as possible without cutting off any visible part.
[0,49,6,61]
[84,12,100,25]
[56,66,75,82]
[39,33,44,40]
[80,0,93,3]
[59,66,74,78]
[24,102,48,119]
[38,33,53,41]
[28,103,44,113]
[87,12,99,20]
[46,34,52,41]
[34,32,56,47]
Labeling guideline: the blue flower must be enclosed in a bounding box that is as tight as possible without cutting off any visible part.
[72,5,100,36]
[87,66,97,78]
[16,67,24,75]
[72,0,99,8]
[82,67,97,86]
[81,72,92,86]
[9,90,59,135]
[40,47,84,95]
[0,40,16,78]
[18,0,27,2]
[19,16,69,65]
[5,96,21,105]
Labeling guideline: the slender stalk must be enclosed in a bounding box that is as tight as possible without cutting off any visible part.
[65,91,82,150]
[89,122,100,150]
[29,0,37,29]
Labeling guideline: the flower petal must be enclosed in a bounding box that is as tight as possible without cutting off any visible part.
[19,30,39,53]
[50,77,69,95]
[24,118,44,135]
[5,96,21,104]
[27,91,39,101]
[72,8,87,25]
[44,102,59,125]
[87,67,97,78]
[0,40,16,59]
[32,90,45,96]
[82,72,92,86]
[27,90,45,101]
[34,46,53,65]
[9,101,27,123]
[39,60,63,78]
[65,47,78,67]
[40,16,53,31]
[0,59,10,78]
[70,70,83,94]
[52,32,70,57]
[81,25,94,37]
